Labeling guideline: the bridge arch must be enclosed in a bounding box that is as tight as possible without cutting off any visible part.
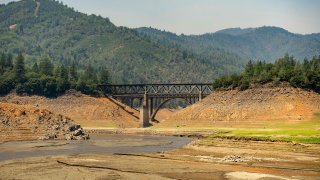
[150,98,191,122]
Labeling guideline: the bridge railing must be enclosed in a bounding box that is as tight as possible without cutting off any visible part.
[98,83,214,95]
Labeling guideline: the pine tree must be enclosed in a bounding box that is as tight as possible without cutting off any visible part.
[84,63,97,83]
[54,65,61,78]
[55,65,69,80]
[0,53,5,74]
[99,67,110,84]
[39,57,54,76]
[303,58,310,71]
[32,62,39,73]
[69,61,78,82]
[0,53,6,68]
[5,53,13,69]
[245,60,254,76]
[14,53,26,84]
[56,65,70,94]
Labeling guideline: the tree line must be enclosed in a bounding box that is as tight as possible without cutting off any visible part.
[0,53,110,97]
[213,54,320,92]
[1,53,319,98]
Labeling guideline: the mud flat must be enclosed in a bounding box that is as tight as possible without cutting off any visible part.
[0,136,319,180]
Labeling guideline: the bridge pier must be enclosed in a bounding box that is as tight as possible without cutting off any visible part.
[149,97,154,118]
[140,93,150,128]
[129,98,133,108]
[199,92,203,100]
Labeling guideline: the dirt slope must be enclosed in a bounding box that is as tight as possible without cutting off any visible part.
[0,91,139,128]
[155,108,176,121]
[157,85,320,128]
[0,102,89,142]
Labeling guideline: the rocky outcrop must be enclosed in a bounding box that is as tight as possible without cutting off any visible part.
[0,102,89,142]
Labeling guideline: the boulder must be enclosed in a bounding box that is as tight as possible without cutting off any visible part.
[73,128,84,136]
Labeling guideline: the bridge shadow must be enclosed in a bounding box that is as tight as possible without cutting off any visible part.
[106,97,140,120]
[151,119,160,123]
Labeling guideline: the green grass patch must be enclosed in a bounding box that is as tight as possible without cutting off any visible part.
[200,135,320,146]
[251,121,320,129]
[231,129,320,136]
[206,133,320,144]
[201,126,320,144]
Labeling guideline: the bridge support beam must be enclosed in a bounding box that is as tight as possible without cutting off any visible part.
[140,93,150,128]
[129,98,133,108]
[199,92,203,100]
[149,97,154,118]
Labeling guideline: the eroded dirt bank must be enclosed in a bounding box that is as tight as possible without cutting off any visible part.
[0,91,139,128]
[158,84,320,128]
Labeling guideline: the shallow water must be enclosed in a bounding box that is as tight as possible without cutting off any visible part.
[0,134,192,161]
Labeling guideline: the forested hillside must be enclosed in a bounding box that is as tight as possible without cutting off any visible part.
[212,54,320,93]
[0,52,109,96]
[137,27,320,61]
[0,0,243,84]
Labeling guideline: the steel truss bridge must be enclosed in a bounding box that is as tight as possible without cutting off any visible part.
[98,83,214,127]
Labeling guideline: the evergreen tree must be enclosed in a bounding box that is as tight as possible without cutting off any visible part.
[0,53,5,68]
[76,74,87,92]
[54,65,61,78]
[69,61,78,82]
[245,60,254,76]
[39,57,54,76]
[0,53,5,74]
[303,58,310,71]
[84,63,97,83]
[53,64,69,94]
[99,67,110,84]
[32,62,39,73]
[13,53,26,84]
[60,65,69,81]
[5,53,13,69]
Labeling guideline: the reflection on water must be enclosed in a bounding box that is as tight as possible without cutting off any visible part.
[0,134,192,161]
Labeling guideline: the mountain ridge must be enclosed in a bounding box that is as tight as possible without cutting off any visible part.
[1,0,319,85]
[0,0,244,83]
[137,26,320,61]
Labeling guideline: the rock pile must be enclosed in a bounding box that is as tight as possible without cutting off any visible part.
[38,113,90,140]
[220,155,243,163]
[0,102,89,141]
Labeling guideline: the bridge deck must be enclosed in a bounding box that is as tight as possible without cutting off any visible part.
[111,94,210,98]
[98,83,214,97]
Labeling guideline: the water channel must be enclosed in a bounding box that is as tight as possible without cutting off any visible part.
[0,134,192,161]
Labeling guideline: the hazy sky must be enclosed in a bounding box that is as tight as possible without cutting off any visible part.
[1,0,319,35]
